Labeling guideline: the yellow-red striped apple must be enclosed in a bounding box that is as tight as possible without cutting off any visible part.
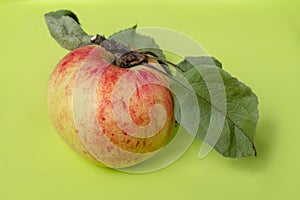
[47,45,175,168]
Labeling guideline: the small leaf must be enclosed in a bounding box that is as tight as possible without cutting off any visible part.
[108,26,166,59]
[44,10,91,50]
[172,57,259,157]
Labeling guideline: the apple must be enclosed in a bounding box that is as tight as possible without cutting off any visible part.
[47,45,175,168]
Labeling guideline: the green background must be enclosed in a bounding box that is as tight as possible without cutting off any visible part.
[0,0,299,199]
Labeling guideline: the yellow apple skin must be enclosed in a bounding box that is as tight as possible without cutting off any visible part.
[47,45,175,168]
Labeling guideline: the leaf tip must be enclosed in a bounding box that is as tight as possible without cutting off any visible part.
[132,24,138,29]
[44,9,80,24]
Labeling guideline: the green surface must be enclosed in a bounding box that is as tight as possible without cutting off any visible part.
[0,0,299,199]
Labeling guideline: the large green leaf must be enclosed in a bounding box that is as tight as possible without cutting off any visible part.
[172,57,259,157]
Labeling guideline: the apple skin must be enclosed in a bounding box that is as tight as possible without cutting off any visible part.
[47,45,175,168]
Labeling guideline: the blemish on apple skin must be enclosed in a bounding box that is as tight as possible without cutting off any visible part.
[135,81,140,99]
[121,130,128,136]
[83,150,88,155]
[106,146,112,153]
[60,60,69,68]
[90,68,99,74]
[121,100,126,110]
[136,141,140,147]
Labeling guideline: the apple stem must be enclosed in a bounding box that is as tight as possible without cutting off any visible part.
[91,34,144,67]
[91,34,176,76]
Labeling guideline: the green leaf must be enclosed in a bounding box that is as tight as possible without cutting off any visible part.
[172,57,259,157]
[108,26,166,59]
[44,10,91,50]
[176,56,222,72]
